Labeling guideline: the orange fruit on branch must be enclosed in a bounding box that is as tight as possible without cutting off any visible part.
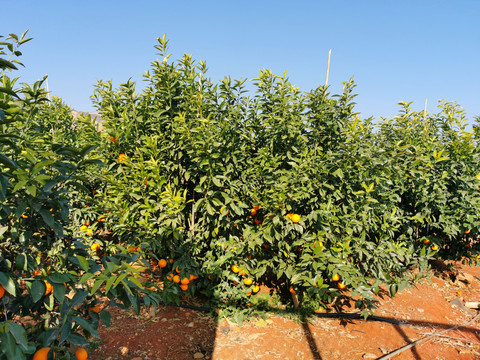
[289,286,296,294]
[291,214,301,223]
[252,285,260,293]
[173,275,180,283]
[337,282,347,290]
[423,239,430,244]
[243,278,253,286]
[180,284,188,291]
[431,245,439,251]
[180,277,190,285]
[117,153,128,163]
[89,305,101,313]
[231,264,240,273]
[90,243,101,252]
[332,273,340,282]
[75,348,88,360]
[158,259,167,268]
[44,281,53,296]
[33,347,54,360]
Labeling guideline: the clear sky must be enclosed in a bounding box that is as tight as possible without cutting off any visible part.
[2,1,479,122]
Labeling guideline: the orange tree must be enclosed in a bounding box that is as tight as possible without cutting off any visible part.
[0,32,161,359]
[90,35,480,318]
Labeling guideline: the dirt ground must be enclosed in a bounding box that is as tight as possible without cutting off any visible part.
[89,261,480,360]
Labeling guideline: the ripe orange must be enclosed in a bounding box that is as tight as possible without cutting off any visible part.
[423,239,430,244]
[98,216,106,222]
[180,284,188,291]
[231,265,240,273]
[337,282,347,290]
[89,305,101,313]
[252,285,260,293]
[175,266,182,273]
[315,241,323,248]
[243,278,253,286]
[158,259,167,268]
[465,229,471,234]
[289,286,296,294]
[189,274,198,280]
[169,259,174,264]
[246,292,252,296]
[75,347,88,360]
[251,208,257,216]
[286,213,293,220]
[173,275,180,283]
[332,273,340,282]
[0,285,4,298]
[44,281,53,296]
[33,347,54,360]
[117,154,128,163]
[180,277,190,285]
[90,243,101,251]
[431,245,439,251]
[291,214,301,223]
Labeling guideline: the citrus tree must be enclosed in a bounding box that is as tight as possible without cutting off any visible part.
[0,32,161,359]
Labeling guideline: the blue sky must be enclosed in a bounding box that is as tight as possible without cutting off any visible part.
[2,1,479,121]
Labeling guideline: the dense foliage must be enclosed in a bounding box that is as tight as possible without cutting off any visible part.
[1,32,479,358]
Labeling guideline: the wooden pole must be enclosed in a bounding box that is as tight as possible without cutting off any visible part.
[325,50,332,86]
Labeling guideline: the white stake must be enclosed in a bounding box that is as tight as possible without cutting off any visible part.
[45,75,51,100]
[325,49,332,86]
[423,98,427,121]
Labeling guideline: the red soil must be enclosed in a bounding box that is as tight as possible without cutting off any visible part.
[90,261,480,360]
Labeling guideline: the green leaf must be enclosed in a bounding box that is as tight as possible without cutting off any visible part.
[31,280,44,302]
[0,272,16,296]
[75,255,89,271]
[90,278,106,295]
[73,316,99,338]
[7,322,29,351]
[65,333,88,346]
[99,310,111,327]
[70,290,88,308]
[0,58,18,70]
[39,208,55,228]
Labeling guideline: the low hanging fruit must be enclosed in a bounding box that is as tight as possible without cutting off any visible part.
[158,259,167,268]
[75,347,88,360]
[44,281,53,296]
[33,347,54,360]
[332,273,340,282]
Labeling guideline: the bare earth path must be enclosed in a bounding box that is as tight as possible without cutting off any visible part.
[90,262,480,360]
